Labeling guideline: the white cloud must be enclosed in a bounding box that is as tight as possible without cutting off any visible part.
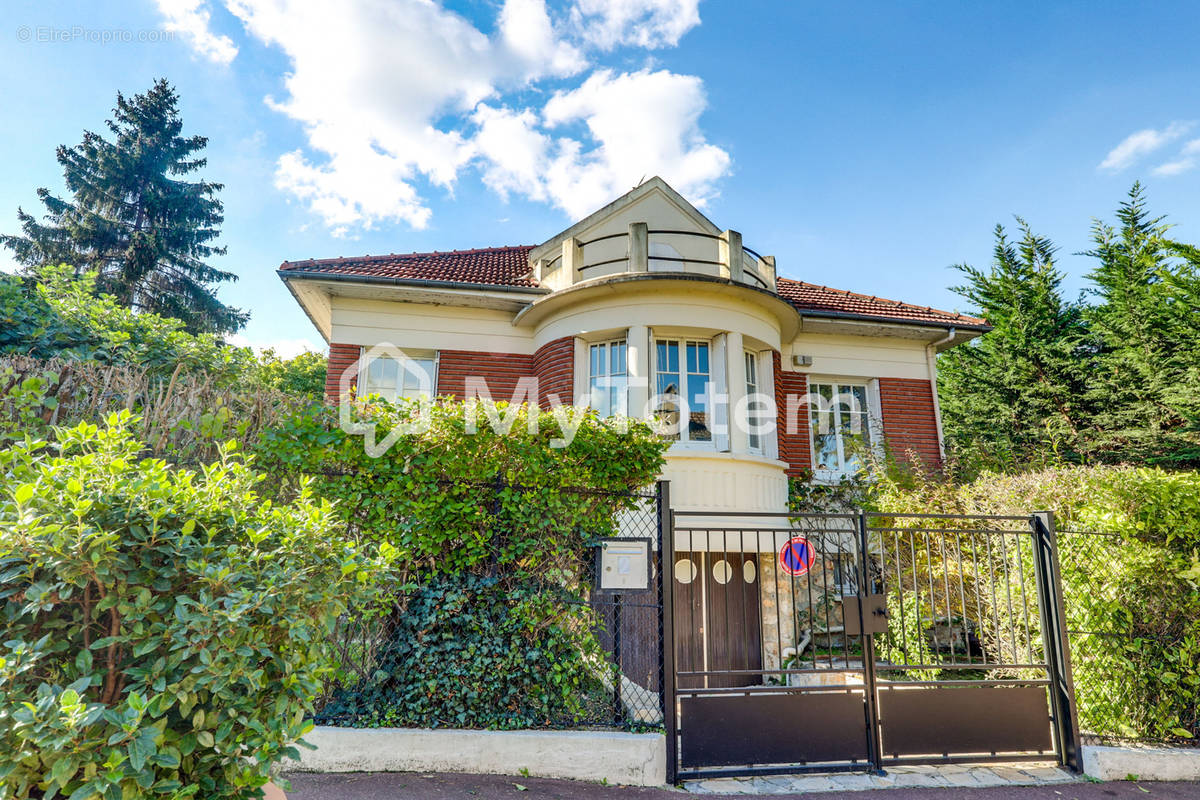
[571,0,701,50]
[156,0,728,231]
[1152,138,1200,177]
[155,0,238,64]
[1099,121,1194,172]
[471,69,731,220]
[541,69,730,218]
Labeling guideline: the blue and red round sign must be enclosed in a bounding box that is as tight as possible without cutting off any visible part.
[779,535,817,577]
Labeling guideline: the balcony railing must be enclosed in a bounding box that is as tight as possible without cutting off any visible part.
[537,224,776,293]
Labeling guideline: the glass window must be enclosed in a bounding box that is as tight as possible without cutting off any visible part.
[808,381,873,474]
[361,352,436,401]
[744,350,763,451]
[654,338,711,442]
[588,340,628,417]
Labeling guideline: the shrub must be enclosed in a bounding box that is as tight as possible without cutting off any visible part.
[0,413,381,799]
[868,464,1200,742]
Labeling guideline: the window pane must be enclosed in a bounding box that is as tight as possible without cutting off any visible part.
[611,342,627,376]
[814,431,839,470]
[654,340,681,438]
[687,342,711,441]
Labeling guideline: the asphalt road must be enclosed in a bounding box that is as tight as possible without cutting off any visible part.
[282,773,1200,800]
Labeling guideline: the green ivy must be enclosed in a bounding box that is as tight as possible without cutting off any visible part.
[254,398,668,729]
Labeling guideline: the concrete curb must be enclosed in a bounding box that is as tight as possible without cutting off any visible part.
[1081,744,1200,781]
[286,726,668,787]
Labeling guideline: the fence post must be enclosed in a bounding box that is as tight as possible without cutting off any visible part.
[856,510,885,775]
[1030,511,1082,773]
[657,480,678,785]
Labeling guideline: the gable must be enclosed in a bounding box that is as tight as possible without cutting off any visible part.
[529,177,721,263]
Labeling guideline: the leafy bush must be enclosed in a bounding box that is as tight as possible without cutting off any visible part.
[1,268,324,396]
[255,398,668,729]
[869,464,1200,742]
[0,413,381,798]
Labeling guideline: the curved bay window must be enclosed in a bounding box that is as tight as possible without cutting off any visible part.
[653,338,712,443]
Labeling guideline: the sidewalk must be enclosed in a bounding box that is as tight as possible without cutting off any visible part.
[283,772,1200,800]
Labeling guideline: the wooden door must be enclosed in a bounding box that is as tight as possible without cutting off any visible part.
[673,552,706,689]
[673,551,763,689]
[705,552,763,688]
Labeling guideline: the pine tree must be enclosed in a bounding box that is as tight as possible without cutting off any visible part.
[937,220,1090,472]
[1,79,246,334]
[1083,183,1200,463]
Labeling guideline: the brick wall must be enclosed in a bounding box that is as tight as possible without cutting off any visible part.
[325,343,361,402]
[878,377,942,471]
[532,337,574,408]
[773,351,812,477]
[436,350,536,401]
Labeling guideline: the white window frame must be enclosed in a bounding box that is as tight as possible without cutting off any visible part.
[807,377,882,480]
[358,349,438,402]
[744,349,764,453]
[588,338,628,417]
[652,336,715,447]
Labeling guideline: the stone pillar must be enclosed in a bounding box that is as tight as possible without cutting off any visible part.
[719,229,743,282]
[761,254,777,291]
[726,330,749,453]
[562,237,583,286]
[627,324,650,419]
[628,222,649,273]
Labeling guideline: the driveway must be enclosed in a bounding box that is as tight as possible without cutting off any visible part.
[283,772,1200,800]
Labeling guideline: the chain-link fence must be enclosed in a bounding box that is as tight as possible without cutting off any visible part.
[1059,529,1200,746]
[311,480,665,732]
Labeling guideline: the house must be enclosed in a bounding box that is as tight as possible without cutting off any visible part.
[278,178,988,691]
[279,177,985,509]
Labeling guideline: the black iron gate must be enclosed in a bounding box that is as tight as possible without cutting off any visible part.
[663,507,1080,781]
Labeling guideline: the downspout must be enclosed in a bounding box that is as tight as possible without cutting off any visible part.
[926,327,956,462]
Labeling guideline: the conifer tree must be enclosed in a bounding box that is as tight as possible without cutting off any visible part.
[937,220,1090,472]
[1,79,246,334]
[1083,183,1200,463]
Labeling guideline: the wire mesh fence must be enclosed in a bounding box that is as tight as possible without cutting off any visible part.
[311,481,665,732]
[1059,529,1200,746]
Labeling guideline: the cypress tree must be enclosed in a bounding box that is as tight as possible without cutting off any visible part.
[937,220,1090,472]
[1,79,246,334]
[1083,183,1200,463]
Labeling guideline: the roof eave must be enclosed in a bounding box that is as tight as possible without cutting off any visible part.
[794,307,991,333]
[277,268,549,296]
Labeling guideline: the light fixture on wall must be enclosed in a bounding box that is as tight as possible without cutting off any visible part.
[791,354,813,368]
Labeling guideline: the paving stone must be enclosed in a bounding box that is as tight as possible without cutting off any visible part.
[1018,766,1078,783]
[965,768,1013,787]
[888,771,947,788]
[988,765,1039,783]
[776,776,838,793]
[828,773,881,790]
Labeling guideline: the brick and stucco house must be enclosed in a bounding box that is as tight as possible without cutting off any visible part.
[279,177,986,516]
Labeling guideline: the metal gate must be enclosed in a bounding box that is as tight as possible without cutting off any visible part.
[663,508,1080,781]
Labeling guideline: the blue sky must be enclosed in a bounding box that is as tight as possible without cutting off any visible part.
[3,0,1199,354]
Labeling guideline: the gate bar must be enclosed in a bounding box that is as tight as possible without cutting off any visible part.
[1030,511,1082,773]
[657,480,678,785]
[855,510,885,775]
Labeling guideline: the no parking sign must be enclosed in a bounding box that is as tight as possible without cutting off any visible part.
[779,535,817,576]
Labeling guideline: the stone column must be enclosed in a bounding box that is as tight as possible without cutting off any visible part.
[562,237,583,286]
[627,324,650,420]
[719,229,743,282]
[628,222,649,273]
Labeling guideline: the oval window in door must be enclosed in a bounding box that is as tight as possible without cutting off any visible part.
[675,559,697,584]
[712,559,733,584]
[744,560,757,584]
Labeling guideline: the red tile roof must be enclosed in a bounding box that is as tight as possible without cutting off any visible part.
[279,246,987,329]
[279,245,538,287]
[775,277,988,329]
